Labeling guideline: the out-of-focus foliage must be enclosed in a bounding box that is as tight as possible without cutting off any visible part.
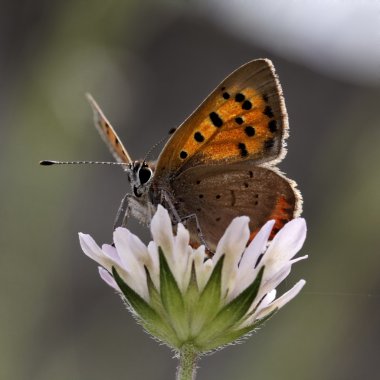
[0,1,379,379]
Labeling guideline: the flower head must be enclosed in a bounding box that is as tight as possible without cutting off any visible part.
[79,205,307,353]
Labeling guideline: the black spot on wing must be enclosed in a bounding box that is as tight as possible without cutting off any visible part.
[235,93,245,102]
[238,142,248,157]
[230,190,236,206]
[268,120,277,133]
[263,106,274,117]
[209,112,223,127]
[194,132,205,142]
[242,100,252,110]
[244,126,255,137]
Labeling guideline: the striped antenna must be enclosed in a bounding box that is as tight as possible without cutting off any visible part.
[39,160,130,167]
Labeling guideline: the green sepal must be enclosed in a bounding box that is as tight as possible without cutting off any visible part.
[112,267,179,347]
[201,307,278,352]
[184,263,200,315]
[145,266,167,317]
[190,255,224,337]
[195,266,264,348]
[159,247,188,341]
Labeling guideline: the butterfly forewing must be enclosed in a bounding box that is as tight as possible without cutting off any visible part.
[86,94,132,164]
[154,59,288,179]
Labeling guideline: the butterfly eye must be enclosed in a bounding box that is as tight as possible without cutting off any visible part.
[138,167,152,185]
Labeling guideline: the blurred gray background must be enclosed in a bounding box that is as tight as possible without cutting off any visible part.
[1,1,380,379]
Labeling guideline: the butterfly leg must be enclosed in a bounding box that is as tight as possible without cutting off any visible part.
[160,190,212,252]
[180,213,212,251]
[160,190,182,223]
[113,193,132,230]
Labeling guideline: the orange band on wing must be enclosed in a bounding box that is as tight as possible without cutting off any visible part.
[248,195,294,242]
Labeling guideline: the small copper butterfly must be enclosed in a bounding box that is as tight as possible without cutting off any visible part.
[43,59,302,252]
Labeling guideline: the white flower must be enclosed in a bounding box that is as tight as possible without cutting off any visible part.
[79,205,307,352]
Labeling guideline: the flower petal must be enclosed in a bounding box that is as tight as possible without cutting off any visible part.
[79,233,114,270]
[255,280,306,320]
[150,205,174,260]
[173,223,192,292]
[263,218,306,267]
[98,267,118,290]
[113,228,149,300]
[240,220,275,269]
[231,220,275,299]
[147,241,160,289]
[258,218,306,290]
[238,289,277,328]
[214,216,250,299]
[193,246,211,291]
[101,243,122,266]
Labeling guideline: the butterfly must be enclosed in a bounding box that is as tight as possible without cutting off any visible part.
[47,59,302,252]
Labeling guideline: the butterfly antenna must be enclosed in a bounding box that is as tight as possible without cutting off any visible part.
[143,127,177,163]
[40,160,130,167]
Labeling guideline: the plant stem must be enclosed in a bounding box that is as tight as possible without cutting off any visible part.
[176,345,198,380]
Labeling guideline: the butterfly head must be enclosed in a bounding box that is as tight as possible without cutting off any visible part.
[127,161,154,198]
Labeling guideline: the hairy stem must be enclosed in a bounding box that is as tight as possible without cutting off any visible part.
[176,345,199,380]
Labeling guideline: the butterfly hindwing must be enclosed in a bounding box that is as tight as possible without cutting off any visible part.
[171,162,301,251]
[154,59,288,179]
[86,94,132,164]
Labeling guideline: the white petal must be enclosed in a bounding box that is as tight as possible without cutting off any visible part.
[239,289,277,328]
[255,280,306,320]
[79,233,113,270]
[197,258,214,292]
[173,223,191,292]
[147,241,160,289]
[98,267,118,290]
[126,232,149,261]
[263,289,277,306]
[175,223,190,249]
[290,255,308,265]
[150,205,174,261]
[239,220,275,269]
[264,218,306,265]
[101,243,122,266]
[258,218,306,286]
[114,228,149,264]
[193,246,209,291]
[113,228,149,300]
[183,246,194,292]
[214,216,250,299]
[259,264,292,300]
[231,220,274,299]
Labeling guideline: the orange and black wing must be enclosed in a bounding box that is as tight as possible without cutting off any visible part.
[154,59,288,179]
